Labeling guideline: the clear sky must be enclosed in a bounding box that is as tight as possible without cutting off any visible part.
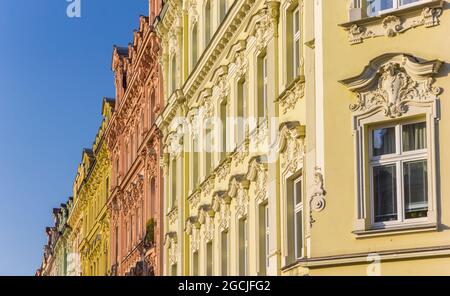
[0,0,147,275]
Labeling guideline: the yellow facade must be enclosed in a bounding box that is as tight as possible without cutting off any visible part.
[157,0,450,276]
[68,98,114,276]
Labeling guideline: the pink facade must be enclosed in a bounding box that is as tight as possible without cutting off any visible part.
[106,0,164,276]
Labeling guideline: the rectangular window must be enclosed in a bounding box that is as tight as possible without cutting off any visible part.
[219,0,228,22]
[193,251,199,276]
[293,177,303,259]
[237,79,247,145]
[171,264,177,276]
[258,55,268,122]
[221,231,228,275]
[206,241,213,276]
[192,138,199,189]
[370,121,428,226]
[171,159,177,208]
[239,218,248,275]
[115,226,119,264]
[366,0,421,16]
[220,100,227,162]
[293,6,301,78]
[259,204,270,274]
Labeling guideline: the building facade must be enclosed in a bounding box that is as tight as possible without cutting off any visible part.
[157,0,450,276]
[36,201,72,276]
[289,0,450,276]
[106,0,164,276]
[76,99,115,276]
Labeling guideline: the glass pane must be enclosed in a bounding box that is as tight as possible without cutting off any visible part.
[373,165,397,223]
[293,9,300,33]
[295,210,302,259]
[401,0,420,6]
[367,0,394,16]
[294,179,302,205]
[404,160,428,219]
[402,122,426,152]
[372,127,396,156]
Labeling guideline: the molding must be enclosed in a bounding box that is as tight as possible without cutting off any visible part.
[340,0,444,45]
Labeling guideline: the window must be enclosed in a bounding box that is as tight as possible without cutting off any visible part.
[366,0,421,16]
[237,79,247,145]
[287,176,303,261]
[259,204,269,275]
[171,264,177,276]
[221,231,228,275]
[105,177,109,201]
[206,241,213,275]
[126,222,130,251]
[115,158,120,185]
[370,121,428,226]
[239,218,248,275]
[192,138,199,190]
[204,122,213,176]
[219,0,228,22]
[193,251,199,276]
[150,90,156,126]
[131,215,134,246]
[191,24,198,70]
[137,207,141,240]
[257,54,268,122]
[220,100,227,162]
[170,55,177,95]
[292,6,301,79]
[205,0,212,45]
[150,177,156,218]
[171,158,177,208]
[115,226,119,264]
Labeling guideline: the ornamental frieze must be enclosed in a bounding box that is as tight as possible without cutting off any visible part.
[246,157,268,204]
[342,3,443,45]
[279,78,305,114]
[228,176,250,219]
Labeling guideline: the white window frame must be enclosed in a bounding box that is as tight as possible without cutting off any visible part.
[264,204,270,269]
[368,118,429,228]
[293,176,304,260]
[262,56,268,119]
[292,6,301,79]
[366,0,423,16]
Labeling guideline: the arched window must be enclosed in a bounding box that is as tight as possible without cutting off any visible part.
[191,23,199,70]
[204,0,212,45]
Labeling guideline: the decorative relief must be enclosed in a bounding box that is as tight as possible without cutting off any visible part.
[343,4,443,45]
[168,207,178,225]
[185,217,200,252]
[277,122,305,174]
[198,206,215,243]
[234,50,249,79]
[309,167,326,227]
[340,54,442,118]
[188,190,200,209]
[167,129,184,160]
[216,159,231,181]
[279,79,305,114]
[164,233,178,266]
[246,157,268,204]
[228,176,250,219]
[233,138,249,167]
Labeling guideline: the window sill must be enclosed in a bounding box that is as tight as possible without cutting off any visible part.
[353,223,438,238]
[339,0,444,45]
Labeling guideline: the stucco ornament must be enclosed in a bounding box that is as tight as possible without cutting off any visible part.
[234,50,249,79]
[165,233,178,266]
[185,217,200,252]
[340,54,442,118]
[343,3,443,44]
[246,157,268,204]
[280,79,305,114]
[309,167,327,227]
[277,122,305,174]
[228,176,250,219]
[167,128,184,160]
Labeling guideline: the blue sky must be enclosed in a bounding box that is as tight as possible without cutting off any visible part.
[0,0,147,275]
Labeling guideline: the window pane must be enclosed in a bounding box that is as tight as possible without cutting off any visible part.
[293,9,299,33]
[372,127,396,156]
[295,210,302,259]
[294,179,302,205]
[367,0,394,16]
[373,165,397,222]
[401,0,420,5]
[402,122,426,152]
[404,160,428,219]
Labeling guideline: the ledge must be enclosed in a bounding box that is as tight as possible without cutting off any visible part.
[353,223,438,238]
[285,244,450,269]
[339,0,444,45]
[339,0,444,28]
